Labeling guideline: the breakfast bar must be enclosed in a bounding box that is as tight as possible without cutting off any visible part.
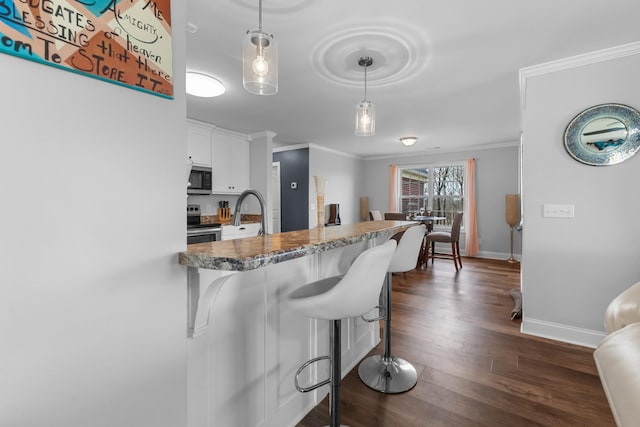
[179,221,413,427]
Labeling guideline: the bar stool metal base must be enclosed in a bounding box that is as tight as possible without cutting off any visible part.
[358,354,418,393]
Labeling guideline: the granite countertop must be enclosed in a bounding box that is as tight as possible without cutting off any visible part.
[179,221,416,271]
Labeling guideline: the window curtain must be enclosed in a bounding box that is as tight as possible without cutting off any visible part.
[465,158,479,256]
[389,164,398,212]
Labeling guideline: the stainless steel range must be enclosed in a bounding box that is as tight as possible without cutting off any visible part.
[187,204,221,244]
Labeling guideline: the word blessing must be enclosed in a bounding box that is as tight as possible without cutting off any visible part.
[0,0,173,98]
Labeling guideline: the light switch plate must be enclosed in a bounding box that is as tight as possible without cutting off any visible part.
[543,204,575,218]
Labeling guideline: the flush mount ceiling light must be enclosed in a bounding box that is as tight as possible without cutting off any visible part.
[186,72,225,97]
[400,136,417,146]
[355,56,375,136]
[243,0,278,95]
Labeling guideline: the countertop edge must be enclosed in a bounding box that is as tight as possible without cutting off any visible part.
[179,222,415,271]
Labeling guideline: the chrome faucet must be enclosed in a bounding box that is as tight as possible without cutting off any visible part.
[233,189,267,236]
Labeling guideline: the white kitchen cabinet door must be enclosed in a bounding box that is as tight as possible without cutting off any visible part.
[221,223,261,240]
[212,129,249,194]
[187,120,213,167]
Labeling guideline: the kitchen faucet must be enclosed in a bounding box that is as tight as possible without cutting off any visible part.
[233,189,267,236]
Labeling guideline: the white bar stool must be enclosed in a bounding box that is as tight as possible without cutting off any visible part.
[288,240,397,427]
[358,224,426,393]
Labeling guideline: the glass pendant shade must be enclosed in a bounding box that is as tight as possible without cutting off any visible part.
[243,30,278,95]
[355,100,375,136]
[355,56,374,136]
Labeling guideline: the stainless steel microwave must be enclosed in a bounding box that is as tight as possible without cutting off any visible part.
[188,166,212,195]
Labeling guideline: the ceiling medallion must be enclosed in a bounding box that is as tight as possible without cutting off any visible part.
[311,24,429,87]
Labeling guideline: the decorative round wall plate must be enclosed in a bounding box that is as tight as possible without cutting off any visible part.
[564,103,640,166]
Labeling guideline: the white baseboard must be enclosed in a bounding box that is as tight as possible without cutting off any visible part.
[474,250,518,261]
[521,318,606,349]
[433,245,517,261]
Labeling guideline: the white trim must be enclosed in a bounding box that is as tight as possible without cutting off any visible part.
[273,143,363,160]
[519,41,640,110]
[364,140,520,161]
[248,130,277,142]
[211,125,250,141]
[187,117,217,130]
[521,318,606,349]
[309,143,362,159]
[272,139,520,160]
[397,159,466,170]
[474,250,517,261]
[273,143,310,153]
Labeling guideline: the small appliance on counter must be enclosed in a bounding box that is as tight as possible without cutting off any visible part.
[326,203,341,226]
[187,204,221,244]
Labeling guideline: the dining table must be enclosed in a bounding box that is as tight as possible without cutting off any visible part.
[412,215,446,267]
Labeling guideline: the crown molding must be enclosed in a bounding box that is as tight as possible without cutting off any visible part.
[274,143,363,160]
[519,41,640,110]
[363,140,520,161]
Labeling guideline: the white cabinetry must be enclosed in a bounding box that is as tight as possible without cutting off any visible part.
[187,120,213,167]
[212,129,249,194]
[221,223,261,240]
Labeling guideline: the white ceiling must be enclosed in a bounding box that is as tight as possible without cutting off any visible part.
[186,0,640,158]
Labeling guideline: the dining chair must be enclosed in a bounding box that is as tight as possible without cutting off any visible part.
[384,212,407,220]
[425,212,464,271]
[369,210,383,220]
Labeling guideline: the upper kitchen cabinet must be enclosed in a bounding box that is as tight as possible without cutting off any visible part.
[212,128,250,194]
[187,119,213,167]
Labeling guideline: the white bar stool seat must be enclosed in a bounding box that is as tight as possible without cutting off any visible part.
[287,240,397,427]
[358,224,426,393]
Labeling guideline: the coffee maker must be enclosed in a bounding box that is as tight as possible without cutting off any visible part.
[327,203,341,226]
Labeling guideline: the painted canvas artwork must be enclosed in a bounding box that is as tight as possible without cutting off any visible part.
[0,0,173,98]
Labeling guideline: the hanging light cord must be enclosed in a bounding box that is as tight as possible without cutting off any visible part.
[363,62,368,101]
[258,0,262,31]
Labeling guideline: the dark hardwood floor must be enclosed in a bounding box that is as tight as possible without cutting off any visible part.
[297,257,614,427]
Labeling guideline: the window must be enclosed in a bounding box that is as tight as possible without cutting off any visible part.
[398,163,465,227]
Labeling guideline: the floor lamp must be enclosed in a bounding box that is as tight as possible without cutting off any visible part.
[505,194,520,264]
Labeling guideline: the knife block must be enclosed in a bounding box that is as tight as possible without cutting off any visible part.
[218,207,231,221]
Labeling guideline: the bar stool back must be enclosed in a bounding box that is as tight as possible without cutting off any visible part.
[358,224,426,393]
[288,240,397,427]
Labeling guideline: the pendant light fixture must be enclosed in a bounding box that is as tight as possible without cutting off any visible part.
[243,0,278,95]
[355,56,375,136]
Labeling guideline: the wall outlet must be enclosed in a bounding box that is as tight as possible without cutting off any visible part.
[543,204,575,218]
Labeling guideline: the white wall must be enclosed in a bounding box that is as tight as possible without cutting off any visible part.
[249,131,275,233]
[0,3,188,426]
[361,145,520,258]
[309,145,364,227]
[520,42,640,347]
